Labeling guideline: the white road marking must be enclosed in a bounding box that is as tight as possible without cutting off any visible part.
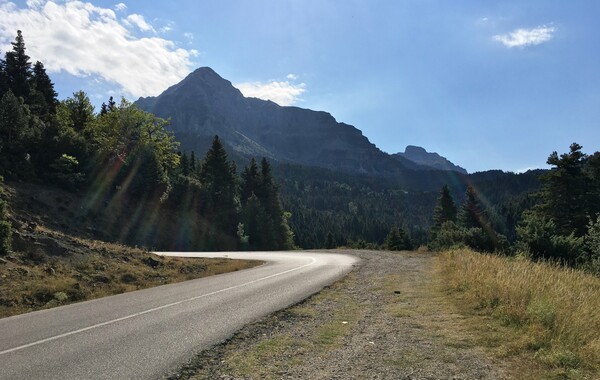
[0,256,317,356]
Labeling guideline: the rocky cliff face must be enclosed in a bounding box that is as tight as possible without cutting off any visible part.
[393,145,467,174]
[135,67,420,175]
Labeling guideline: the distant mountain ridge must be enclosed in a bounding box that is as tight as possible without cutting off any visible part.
[394,145,467,174]
[135,67,460,176]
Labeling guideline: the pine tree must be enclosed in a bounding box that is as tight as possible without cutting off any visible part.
[539,143,590,236]
[30,61,57,118]
[100,102,108,115]
[240,157,260,205]
[5,31,31,100]
[190,151,197,172]
[180,151,190,176]
[240,157,294,250]
[199,136,239,247]
[433,184,457,228]
[325,232,336,249]
[108,96,116,112]
[385,226,410,251]
[64,91,94,131]
[0,54,8,98]
[458,186,484,229]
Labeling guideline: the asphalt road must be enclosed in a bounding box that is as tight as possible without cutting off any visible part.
[0,251,358,380]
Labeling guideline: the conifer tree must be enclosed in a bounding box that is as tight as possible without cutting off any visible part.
[0,90,31,174]
[5,31,31,100]
[539,143,590,236]
[458,186,484,229]
[180,151,190,176]
[190,151,196,172]
[433,184,457,228]
[0,54,8,98]
[30,61,57,118]
[325,231,336,249]
[64,91,94,131]
[385,226,411,251]
[240,157,259,205]
[100,102,108,115]
[199,136,239,247]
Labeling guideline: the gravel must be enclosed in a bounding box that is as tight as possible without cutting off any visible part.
[168,250,509,380]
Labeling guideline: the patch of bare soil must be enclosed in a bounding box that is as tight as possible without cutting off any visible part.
[169,250,509,379]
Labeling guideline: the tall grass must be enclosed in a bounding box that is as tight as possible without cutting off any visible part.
[439,249,600,373]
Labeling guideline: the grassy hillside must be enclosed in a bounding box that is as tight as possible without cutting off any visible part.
[0,181,260,318]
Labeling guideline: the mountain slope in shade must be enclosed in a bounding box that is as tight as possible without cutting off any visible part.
[135,67,422,175]
[393,145,467,174]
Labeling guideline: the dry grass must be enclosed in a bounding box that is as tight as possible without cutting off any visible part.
[439,248,600,379]
[0,227,260,318]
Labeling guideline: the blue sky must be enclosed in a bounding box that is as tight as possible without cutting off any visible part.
[1,0,598,172]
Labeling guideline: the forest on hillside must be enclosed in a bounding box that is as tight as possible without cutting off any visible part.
[0,31,292,252]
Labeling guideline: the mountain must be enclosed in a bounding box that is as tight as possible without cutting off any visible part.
[393,145,467,174]
[135,67,422,175]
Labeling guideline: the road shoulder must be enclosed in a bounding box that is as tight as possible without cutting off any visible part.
[169,250,509,379]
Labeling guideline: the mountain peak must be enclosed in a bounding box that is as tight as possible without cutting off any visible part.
[394,145,467,174]
[189,66,223,81]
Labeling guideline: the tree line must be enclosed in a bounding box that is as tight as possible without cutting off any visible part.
[428,143,600,272]
[0,30,293,253]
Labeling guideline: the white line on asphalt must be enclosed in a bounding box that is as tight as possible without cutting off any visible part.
[0,256,317,356]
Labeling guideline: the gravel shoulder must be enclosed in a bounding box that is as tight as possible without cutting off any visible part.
[168,250,510,379]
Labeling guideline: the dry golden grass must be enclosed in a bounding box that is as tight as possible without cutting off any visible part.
[0,227,260,318]
[439,249,600,379]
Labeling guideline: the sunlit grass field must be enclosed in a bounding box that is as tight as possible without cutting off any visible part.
[439,249,600,379]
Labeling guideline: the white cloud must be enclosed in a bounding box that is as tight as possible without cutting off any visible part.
[0,1,197,98]
[235,80,306,106]
[125,13,155,33]
[26,0,45,8]
[183,32,193,40]
[159,25,172,33]
[493,25,555,48]
[286,73,298,80]
[114,2,126,12]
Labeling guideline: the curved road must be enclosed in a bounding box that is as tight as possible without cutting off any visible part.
[0,251,358,380]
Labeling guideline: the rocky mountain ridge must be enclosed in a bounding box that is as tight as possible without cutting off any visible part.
[394,145,467,174]
[136,67,463,175]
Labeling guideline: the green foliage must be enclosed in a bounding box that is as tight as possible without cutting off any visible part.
[538,143,598,237]
[64,91,94,131]
[0,89,37,176]
[199,136,239,249]
[49,154,84,189]
[582,216,600,273]
[0,179,11,256]
[458,185,485,229]
[240,157,294,250]
[430,184,457,243]
[30,61,57,120]
[4,31,31,100]
[385,226,411,251]
[516,212,584,265]
[325,232,336,249]
[429,185,507,253]
[433,184,457,227]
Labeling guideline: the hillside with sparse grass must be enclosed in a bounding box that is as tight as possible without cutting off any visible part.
[0,180,260,318]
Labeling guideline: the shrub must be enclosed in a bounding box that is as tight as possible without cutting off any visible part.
[516,212,584,265]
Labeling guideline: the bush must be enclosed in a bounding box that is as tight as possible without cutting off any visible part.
[50,154,84,189]
[429,221,507,253]
[516,212,584,265]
